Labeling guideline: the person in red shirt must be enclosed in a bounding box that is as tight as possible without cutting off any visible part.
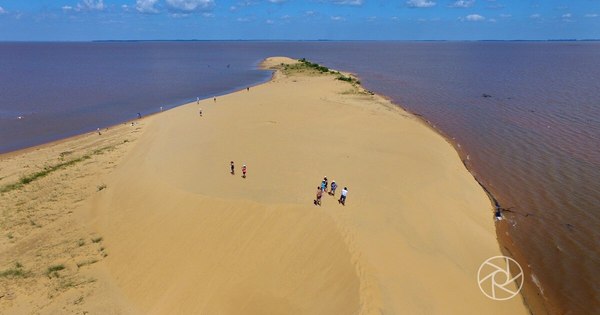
[315,187,323,206]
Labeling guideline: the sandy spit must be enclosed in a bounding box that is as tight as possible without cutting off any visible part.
[0,57,529,314]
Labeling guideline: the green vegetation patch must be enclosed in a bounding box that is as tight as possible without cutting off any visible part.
[0,145,117,193]
[76,259,98,268]
[280,58,362,87]
[336,74,361,85]
[0,262,29,278]
[47,264,65,278]
[298,58,331,73]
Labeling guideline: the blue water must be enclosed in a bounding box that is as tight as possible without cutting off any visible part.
[2,41,599,314]
[0,42,273,152]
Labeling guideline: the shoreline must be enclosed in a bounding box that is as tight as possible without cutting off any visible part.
[356,80,545,314]
[0,60,273,156]
[1,57,530,314]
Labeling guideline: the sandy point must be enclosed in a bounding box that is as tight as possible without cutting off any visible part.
[0,57,529,314]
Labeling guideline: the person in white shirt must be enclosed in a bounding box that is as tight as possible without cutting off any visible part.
[338,187,348,206]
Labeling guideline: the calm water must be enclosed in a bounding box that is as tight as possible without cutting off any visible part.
[1,42,598,313]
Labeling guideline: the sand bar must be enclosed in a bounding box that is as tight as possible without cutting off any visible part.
[0,57,529,314]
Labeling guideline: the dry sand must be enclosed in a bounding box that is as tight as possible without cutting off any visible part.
[0,57,529,314]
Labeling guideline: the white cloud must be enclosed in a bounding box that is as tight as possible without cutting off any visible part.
[450,0,474,8]
[0,6,6,14]
[266,19,274,24]
[62,0,104,12]
[530,14,541,19]
[464,14,485,21]
[169,12,190,18]
[499,13,511,18]
[585,14,598,18]
[331,15,345,21]
[268,0,287,3]
[76,0,105,11]
[330,0,364,5]
[166,0,215,12]
[562,13,573,22]
[488,18,496,22]
[407,0,436,8]
[237,17,251,22]
[136,0,159,13]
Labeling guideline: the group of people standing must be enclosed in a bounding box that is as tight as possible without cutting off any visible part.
[315,176,348,206]
[230,161,247,178]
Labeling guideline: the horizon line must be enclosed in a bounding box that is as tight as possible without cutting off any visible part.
[1,39,600,43]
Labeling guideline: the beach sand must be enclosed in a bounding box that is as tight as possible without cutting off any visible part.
[0,57,529,314]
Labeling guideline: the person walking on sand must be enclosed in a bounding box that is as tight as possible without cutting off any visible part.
[230,161,235,175]
[322,177,328,193]
[213,96,217,103]
[315,187,323,206]
[338,187,348,206]
[97,128,101,136]
[247,87,250,92]
[199,108,203,117]
[242,164,247,178]
[197,97,200,104]
[329,180,338,196]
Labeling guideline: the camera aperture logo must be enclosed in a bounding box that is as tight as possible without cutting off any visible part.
[477,256,524,300]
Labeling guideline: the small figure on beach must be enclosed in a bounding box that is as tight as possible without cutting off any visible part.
[247,87,250,92]
[494,208,503,221]
[197,97,200,104]
[321,177,328,193]
[314,187,323,206]
[230,161,235,175]
[199,108,203,117]
[329,180,337,196]
[338,187,348,206]
[160,106,163,112]
[97,128,101,135]
[137,112,142,119]
[213,96,217,103]
[242,164,247,178]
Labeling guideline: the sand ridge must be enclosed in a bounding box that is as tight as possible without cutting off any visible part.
[1,57,529,314]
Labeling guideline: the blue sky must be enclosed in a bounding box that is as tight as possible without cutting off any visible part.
[0,0,598,40]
